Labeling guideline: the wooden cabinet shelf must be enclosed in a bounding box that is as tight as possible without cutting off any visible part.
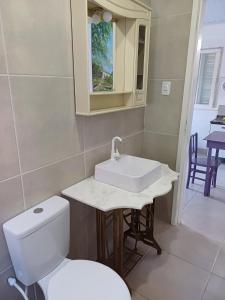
[90,91,132,96]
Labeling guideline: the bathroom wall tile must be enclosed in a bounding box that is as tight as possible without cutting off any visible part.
[122,108,144,137]
[0,76,19,180]
[0,177,24,224]
[23,154,85,208]
[143,131,178,169]
[132,293,149,300]
[0,267,36,300]
[0,175,24,287]
[145,80,184,135]
[84,111,123,150]
[10,76,83,172]
[0,227,11,273]
[0,22,7,74]
[124,132,144,156]
[150,0,193,18]
[84,143,111,177]
[0,267,24,300]
[148,14,191,80]
[0,0,73,76]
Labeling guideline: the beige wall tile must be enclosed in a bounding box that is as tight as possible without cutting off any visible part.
[0,177,24,273]
[23,154,85,208]
[84,111,123,150]
[132,293,148,300]
[85,143,111,177]
[0,227,11,273]
[0,267,26,300]
[151,0,193,18]
[122,108,144,137]
[149,14,191,80]
[0,76,19,180]
[143,131,178,169]
[0,177,24,224]
[0,267,35,299]
[11,76,83,172]
[124,132,144,156]
[145,79,184,135]
[0,0,73,76]
[0,22,6,74]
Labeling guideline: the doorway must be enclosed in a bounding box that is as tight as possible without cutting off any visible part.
[172,0,225,242]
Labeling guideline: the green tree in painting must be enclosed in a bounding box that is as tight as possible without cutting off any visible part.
[91,21,113,91]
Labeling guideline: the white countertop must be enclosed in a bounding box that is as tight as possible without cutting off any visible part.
[61,164,178,212]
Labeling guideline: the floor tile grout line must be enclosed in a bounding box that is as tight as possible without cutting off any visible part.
[200,273,211,300]
[210,243,223,274]
[182,190,197,212]
[162,248,216,274]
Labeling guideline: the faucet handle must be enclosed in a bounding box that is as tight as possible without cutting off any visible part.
[111,136,122,160]
[112,136,122,143]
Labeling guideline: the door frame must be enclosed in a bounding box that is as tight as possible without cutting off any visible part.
[171,0,205,225]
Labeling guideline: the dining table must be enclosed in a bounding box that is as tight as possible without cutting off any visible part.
[204,131,225,196]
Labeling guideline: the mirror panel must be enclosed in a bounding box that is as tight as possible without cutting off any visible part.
[136,25,146,90]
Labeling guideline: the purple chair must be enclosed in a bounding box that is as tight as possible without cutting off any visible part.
[186,133,220,190]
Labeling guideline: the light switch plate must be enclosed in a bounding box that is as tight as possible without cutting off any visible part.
[161,81,171,96]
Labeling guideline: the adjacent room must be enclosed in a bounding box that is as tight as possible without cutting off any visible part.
[181,0,225,243]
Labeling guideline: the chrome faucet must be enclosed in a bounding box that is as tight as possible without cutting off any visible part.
[111,136,122,161]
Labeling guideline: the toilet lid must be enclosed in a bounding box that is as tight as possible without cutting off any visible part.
[47,260,131,300]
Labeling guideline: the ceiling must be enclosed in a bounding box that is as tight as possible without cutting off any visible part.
[204,0,225,24]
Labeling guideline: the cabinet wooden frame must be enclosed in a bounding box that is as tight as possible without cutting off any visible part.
[71,0,151,116]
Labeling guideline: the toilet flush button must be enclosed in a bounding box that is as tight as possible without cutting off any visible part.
[33,208,44,214]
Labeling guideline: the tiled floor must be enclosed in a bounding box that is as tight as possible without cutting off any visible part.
[129,164,225,300]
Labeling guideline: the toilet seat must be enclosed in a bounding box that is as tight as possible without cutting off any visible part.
[47,260,131,300]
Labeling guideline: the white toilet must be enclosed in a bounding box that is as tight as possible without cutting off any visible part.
[3,196,131,300]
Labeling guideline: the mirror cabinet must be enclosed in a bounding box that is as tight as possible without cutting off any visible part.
[71,0,151,115]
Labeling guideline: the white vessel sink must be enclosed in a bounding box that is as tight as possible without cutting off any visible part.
[95,155,162,193]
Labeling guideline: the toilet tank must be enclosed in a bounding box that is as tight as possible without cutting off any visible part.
[3,196,70,286]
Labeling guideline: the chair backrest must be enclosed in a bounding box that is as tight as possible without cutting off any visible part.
[189,133,198,161]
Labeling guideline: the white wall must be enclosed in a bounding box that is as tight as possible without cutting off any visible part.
[192,22,225,149]
[202,22,225,105]
[192,109,217,148]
